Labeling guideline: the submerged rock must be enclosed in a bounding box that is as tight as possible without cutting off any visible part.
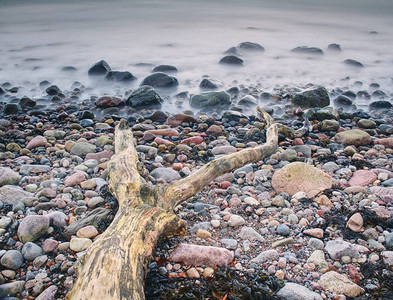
[126,86,162,107]
[237,42,265,51]
[219,55,243,65]
[343,59,364,67]
[291,46,324,55]
[152,65,178,73]
[140,72,178,88]
[190,91,231,108]
[105,71,136,82]
[292,86,330,108]
[88,60,111,76]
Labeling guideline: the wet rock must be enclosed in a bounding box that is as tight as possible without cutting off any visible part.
[321,119,339,131]
[238,95,257,106]
[0,168,20,186]
[166,113,197,127]
[199,78,223,90]
[152,65,178,73]
[358,119,376,129]
[349,170,377,186]
[19,96,36,108]
[17,215,50,243]
[4,103,21,115]
[325,240,359,260]
[343,59,364,68]
[292,86,330,108]
[291,46,324,55]
[190,91,231,109]
[21,242,42,261]
[272,162,332,197]
[238,42,265,51]
[327,43,341,52]
[0,250,23,270]
[219,55,243,65]
[186,267,200,278]
[95,96,123,108]
[369,100,392,110]
[334,95,352,108]
[169,243,234,267]
[126,86,162,107]
[277,282,323,300]
[45,85,61,96]
[26,136,47,150]
[105,71,136,82]
[334,129,371,146]
[140,72,178,88]
[88,60,111,76]
[318,271,365,297]
[150,168,180,182]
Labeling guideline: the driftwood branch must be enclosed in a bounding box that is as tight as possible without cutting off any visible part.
[67,107,279,300]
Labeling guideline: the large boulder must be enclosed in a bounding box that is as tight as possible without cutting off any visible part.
[88,60,111,76]
[140,72,178,88]
[272,162,332,198]
[334,129,371,146]
[318,271,365,297]
[190,91,231,109]
[292,86,330,108]
[169,243,234,267]
[0,185,34,206]
[126,86,162,107]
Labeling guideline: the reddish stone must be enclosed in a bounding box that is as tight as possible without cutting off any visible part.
[85,150,113,161]
[82,131,96,139]
[374,138,393,149]
[95,96,123,107]
[292,138,304,145]
[349,170,377,186]
[169,243,234,267]
[219,181,231,189]
[145,129,179,137]
[207,125,223,134]
[172,163,183,171]
[26,136,47,150]
[347,265,362,284]
[64,172,86,187]
[372,207,391,219]
[154,137,173,146]
[142,132,155,141]
[42,239,59,253]
[180,136,204,144]
[303,228,324,238]
[166,114,197,127]
[177,154,188,162]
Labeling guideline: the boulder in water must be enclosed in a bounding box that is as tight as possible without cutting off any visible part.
[140,72,178,88]
[126,86,162,107]
[88,60,111,76]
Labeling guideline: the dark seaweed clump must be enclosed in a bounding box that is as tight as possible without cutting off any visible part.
[145,266,283,300]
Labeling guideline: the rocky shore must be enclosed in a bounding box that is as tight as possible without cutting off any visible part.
[0,58,392,299]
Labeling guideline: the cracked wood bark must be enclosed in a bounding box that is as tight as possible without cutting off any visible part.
[66,108,278,300]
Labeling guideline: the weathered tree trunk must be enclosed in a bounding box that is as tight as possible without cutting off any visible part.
[66,108,278,300]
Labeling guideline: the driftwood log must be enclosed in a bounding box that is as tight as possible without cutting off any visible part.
[66,108,279,300]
